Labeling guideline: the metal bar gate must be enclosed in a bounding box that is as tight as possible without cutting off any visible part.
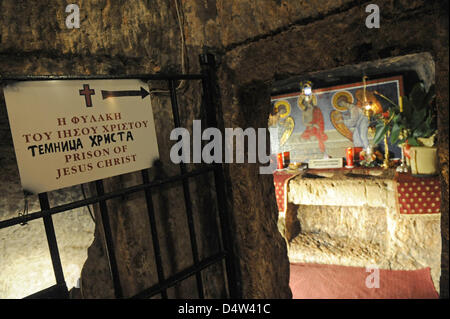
[0,53,240,299]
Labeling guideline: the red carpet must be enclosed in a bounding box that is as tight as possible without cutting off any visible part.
[290,263,439,299]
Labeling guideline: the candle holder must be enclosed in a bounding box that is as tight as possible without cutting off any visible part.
[381,118,390,169]
[360,145,377,167]
[396,129,409,173]
[396,144,409,173]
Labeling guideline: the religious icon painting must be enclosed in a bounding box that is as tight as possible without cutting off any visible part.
[269,76,404,163]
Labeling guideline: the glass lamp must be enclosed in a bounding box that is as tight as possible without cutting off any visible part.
[301,81,313,101]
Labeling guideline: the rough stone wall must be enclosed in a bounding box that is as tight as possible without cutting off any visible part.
[0,0,448,299]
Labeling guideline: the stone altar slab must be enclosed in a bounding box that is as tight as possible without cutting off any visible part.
[279,168,441,293]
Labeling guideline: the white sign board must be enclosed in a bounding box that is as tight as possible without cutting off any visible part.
[3,79,159,194]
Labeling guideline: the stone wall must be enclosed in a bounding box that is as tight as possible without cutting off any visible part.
[0,0,448,298]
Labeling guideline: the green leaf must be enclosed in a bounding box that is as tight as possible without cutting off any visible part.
[410,83,426,108]
[422,127,435,138]
[423,85,436,107]
[407,137,419,146]
[413,107,426,123]
[373,123,390,145]
[402,98,413,121]
[392,113,402,124]
[425,110,432,124]
[390,122,402,144]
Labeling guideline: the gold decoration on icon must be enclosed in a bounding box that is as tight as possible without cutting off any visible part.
[274,100,291,119]
[332,91,354,112]
[330,110,353,141]
[280,117,295,146]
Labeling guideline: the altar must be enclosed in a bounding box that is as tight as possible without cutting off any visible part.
[274,168,442,294]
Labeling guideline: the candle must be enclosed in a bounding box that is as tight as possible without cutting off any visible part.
[399,96,403,113]
[277,153,284,169]
[346,147,354,168]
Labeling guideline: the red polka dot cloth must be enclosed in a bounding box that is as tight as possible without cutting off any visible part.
[395,173,441,215]
[273,170,301,214]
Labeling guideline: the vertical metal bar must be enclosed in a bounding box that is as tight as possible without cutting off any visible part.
[141,169,167,299]
[168,79,205,298]
[38,193,68,298]
[95,180,123,298]
[199,53,242,298]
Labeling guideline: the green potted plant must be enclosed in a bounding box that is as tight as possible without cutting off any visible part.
[372,82,437,175]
